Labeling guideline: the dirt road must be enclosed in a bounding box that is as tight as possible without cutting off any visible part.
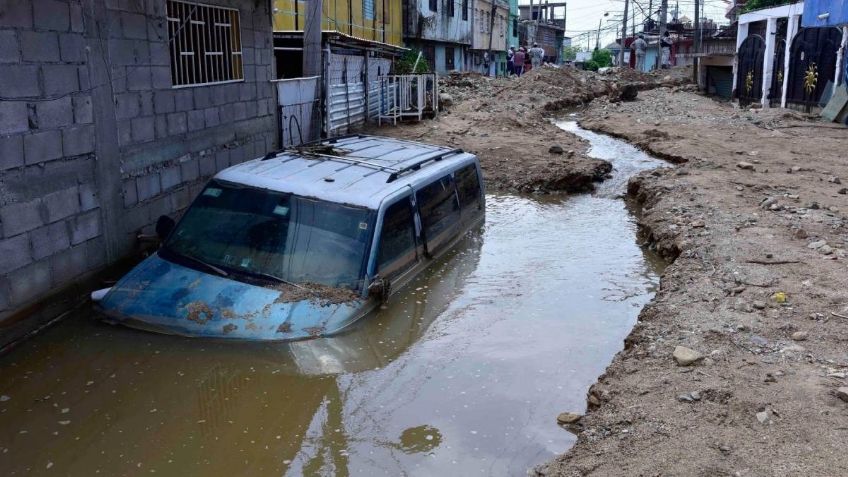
[366,67,688,194]
[542,89,848,475]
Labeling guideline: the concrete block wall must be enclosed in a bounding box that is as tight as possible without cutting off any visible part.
[0,0,276,324]
[0,0,103,315]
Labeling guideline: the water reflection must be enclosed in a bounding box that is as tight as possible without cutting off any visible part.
[0,122,667,476]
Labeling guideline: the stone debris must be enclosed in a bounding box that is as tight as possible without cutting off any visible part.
[673,346,703,366]
[556,412,583,425]
[737,162,755,171]
[791,331,808,341]
[836,387,848,402]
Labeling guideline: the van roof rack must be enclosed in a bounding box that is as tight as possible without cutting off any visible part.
[386,149,463,183]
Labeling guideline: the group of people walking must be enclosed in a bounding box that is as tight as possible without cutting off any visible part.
[630,31,673,71]
[506,43,545,77]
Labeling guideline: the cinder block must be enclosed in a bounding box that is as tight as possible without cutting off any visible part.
[244,101,258,118]
[73,94,93,124]
[215,149,230,171]
[170,186,193,211]
[122,179,138,208]
[24,130,63,165]
[218,105,233,125]
[0,200,43,237]
[121,12,147,39]
[224,83,240,103]
[211,87,227,106]
[8,259,52,307]
[149,41,170,66]
[0,65,40,98]
[70,210,100,245]
[84,235,107,269]
[193,88,212,109]
[36,96,74,129]
[231,102,247,121]
[0,29,20,63]
[110,66,126,93]
[151,66,171,89]
[62,124,96,156]
[49,242,88,286]
[132,39,149,63]
[114,92,140,120]
[126,65,151,91]
[30,220,71,260]
[70,2,83,32]
[154,114,167,138]
[198,156,216,177]
[203,107,220,128]
[139,92,154,116]
[229,144,245,164]
[179,157,199,182]
[153,90,175,114]
[187,110,205,132]
[159,166,181,191]
[21,31,60,62]
[131,116,155,143]
[0,1,33,28]
[43,64,80,96]
[78,182,98,211]
[59,33,86,63]
[0,135,24,170]
[43,186,80,223]
[166,112,187,135]
[78,64,90,90]
[107,39,136,66]
[33,0,70,31]
[174,90,194,111]
[136,173,161,202]
[0,234,32,274]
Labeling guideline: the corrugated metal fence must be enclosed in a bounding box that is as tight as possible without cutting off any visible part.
[326,52,393,135]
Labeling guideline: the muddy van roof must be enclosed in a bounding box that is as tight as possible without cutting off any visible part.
[214,135,477,209]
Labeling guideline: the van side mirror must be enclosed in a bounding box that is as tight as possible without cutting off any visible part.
[155,215,175,242]
[368,276,390,302]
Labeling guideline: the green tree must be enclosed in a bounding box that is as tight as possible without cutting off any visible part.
[591,49,613,68]
[562,46,580,61]
[395,50,431,74]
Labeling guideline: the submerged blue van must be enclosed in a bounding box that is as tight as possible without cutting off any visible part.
[92,135,485,341]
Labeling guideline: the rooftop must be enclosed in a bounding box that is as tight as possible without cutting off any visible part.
[214,135,475,210]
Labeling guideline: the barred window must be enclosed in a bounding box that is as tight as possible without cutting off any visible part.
[166,0,244,88]
[364,0,375,20]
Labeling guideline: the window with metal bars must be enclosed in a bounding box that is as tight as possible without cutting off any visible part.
[166,0,244,88]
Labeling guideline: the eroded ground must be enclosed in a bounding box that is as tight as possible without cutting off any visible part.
[543,89,848,476]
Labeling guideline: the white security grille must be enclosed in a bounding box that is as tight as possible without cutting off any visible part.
[166,0,244,88]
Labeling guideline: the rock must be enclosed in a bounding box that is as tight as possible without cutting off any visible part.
[809,202,820,210]
[760,197,777,209]
[808,240,827,250]
[793,228,808,239]
[753,301,766,310]
[690,391,701,401]
[438,93,454,107]
[756,410,771,424]
[618,84,638,101]
[549,145,564,155]
[0,395,9,402]
[556,412,583,425]
[587,393,601,407]
[837,387,848,402]
[839,188,847,195]
[791,331,808,341]
[819,245,834,255]
[673,346,704,366]
[737,162,755,170]
[690,220,705,228]
[781,344,806,353]
[791,166,802,172]
[678,393,694,402]
[828,176,842,184]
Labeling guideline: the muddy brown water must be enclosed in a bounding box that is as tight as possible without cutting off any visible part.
[0,122,667,476]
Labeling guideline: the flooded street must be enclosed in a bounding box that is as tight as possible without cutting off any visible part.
[0,123,667,476]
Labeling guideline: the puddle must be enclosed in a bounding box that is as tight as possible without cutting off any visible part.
[0,122,668,476]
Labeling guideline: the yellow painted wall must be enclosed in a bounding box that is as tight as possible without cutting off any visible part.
[273,0,403,47]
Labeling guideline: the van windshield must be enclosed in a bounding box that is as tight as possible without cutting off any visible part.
[161,180,374,290]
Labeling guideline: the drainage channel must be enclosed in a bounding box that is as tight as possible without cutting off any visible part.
[0,122,668,476]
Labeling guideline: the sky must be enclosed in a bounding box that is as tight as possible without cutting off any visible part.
[517,0,731,50]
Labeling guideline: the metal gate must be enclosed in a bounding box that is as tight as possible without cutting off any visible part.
[769,39,786,107]
[786,27,843,109]
[736,35,766,106]
[275,76,320,147]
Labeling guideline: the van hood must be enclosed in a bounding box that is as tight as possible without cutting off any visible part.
[96,254,370,341]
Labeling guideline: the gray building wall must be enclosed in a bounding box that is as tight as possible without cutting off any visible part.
[0,0,276,324]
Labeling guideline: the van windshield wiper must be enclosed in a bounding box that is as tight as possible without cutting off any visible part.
[242,270,307,290]
[165,249,229,278]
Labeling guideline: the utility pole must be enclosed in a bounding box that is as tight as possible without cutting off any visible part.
[619,0,629,67]
[303,0,322,77]
[659,0,667,69]
[596,18,602,50]
[529,0,536,43]
[693,0,700,81]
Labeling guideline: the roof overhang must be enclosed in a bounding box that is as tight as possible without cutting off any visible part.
[274,30,407,56]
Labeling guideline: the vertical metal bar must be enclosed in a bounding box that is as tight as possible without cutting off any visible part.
[180,2,187,85]
[168,2,177,86]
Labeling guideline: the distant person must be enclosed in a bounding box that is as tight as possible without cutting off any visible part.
[660,31,673,69]
[631,34,648,71]
[524,46,533,72]
[513,47,526,77]
[530,42,545,69]
[507,46,515,76]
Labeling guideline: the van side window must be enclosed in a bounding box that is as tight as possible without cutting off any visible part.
[377,197,417,276]
[417,175,460,240]
[455,164,482,210]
